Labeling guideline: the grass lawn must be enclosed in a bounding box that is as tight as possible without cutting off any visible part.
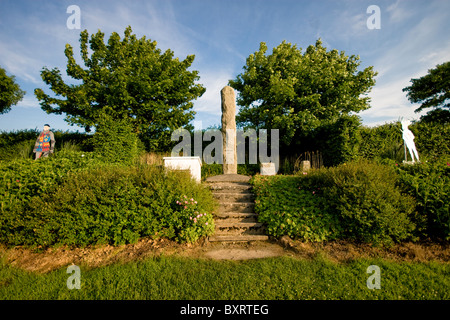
[0,255,448,300]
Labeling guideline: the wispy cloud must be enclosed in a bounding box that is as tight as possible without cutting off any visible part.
[378,1,449,76]
[359,0,450,125]
[386,0,414,23]
[362,77,425,124]
[80,1,198,59]
[15,94,40,109]
[194,69,234,115]
[0,44,41,84]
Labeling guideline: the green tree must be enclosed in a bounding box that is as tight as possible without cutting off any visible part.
[0,66,25,114]
[229,40,377,154]
[403,61,450,122]
[35,26,205,150]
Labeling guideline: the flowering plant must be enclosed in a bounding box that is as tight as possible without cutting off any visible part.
[173,195,215,243]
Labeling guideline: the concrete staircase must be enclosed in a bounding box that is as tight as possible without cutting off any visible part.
[205,174,268,242]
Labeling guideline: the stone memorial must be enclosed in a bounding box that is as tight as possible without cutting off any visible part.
[221,86,237,174]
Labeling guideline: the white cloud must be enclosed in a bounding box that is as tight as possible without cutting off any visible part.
[0,44,41,84]
[16,94,40,109]
[361,77,426,126]
[194,69,235,115]
[418,48,450,69]
[73,1,239,119]
[377,2,449,77]
[358,0,450,127]
[80,1,196,59]
[1,0,448,133]
[326,9,369,42]
[386,0,414,23]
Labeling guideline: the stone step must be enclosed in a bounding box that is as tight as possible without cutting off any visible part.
[205,174,251,183]
[214,212,258,223]
[208,182,252,193]
[213,229,266,238]
[215,221,264,229]
[214,212,257,219]
[215,217,259,224]
[213,192,255,202]
[213,229,266,237]
[219,202,255,213]
[214,223,266,237]
[208,234,269,242]
[204,174,267,242]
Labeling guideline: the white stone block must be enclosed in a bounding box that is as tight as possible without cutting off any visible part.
[163,156,202,182]
[300,160,311,172]
[260,162,276,176]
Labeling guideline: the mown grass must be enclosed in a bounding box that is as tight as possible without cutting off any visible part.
[0,255,448,300]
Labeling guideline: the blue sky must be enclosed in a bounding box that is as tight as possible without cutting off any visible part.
[0,0,449,132]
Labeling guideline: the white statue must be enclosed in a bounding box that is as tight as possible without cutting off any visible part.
[401,120,420,163]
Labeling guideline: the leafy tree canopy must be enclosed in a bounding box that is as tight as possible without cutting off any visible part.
[403,61,450,119]
[0,66,25,114]
[35,26,205,149]
[229,39,377,147]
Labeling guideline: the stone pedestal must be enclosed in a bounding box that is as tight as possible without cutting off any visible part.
[163,156,202,182]
[260,162,276,175]
[300,160,311,172]
[221,86,237,174]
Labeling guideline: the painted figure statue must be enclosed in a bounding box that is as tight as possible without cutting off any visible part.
[33,124,55,160]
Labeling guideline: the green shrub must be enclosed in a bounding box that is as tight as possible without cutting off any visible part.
[237,163,259,176]
[0,153,217,247]
[413,122,450,160]
[251,160,417,246]
[0,151,111,245]
[316,161,416,245]
[251,175,339,242]
[396,158,450,241]
[315,115,362,166]
[201,163,264,180]
[286,115,362,167]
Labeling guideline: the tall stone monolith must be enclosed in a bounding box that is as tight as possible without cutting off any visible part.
[221,86,237,174]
